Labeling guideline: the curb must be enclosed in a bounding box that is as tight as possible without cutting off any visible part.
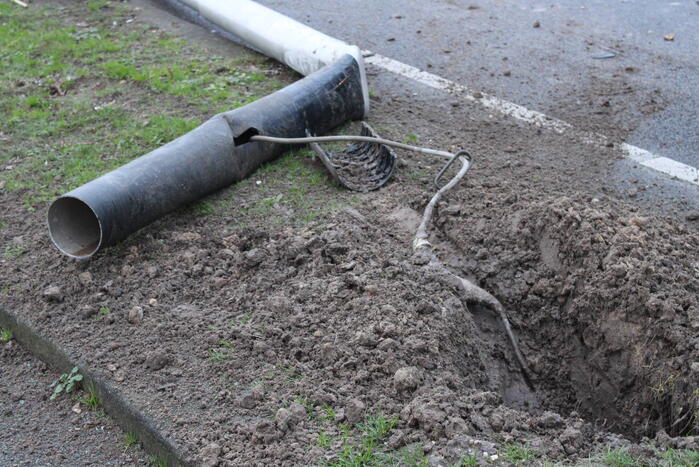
[0,307,190,466]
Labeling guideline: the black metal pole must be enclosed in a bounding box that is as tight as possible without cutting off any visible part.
[47,54,365,258]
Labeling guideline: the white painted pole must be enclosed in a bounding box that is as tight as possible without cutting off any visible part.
[179,0,370,116]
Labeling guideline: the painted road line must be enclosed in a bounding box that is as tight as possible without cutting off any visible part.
[641,157,699,185]
[363,51,699,187]
[363,52,573,134]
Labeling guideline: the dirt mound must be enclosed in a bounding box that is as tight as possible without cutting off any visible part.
[440,194,699,439]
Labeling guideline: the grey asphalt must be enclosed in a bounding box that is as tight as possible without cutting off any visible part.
[255,0,698,216]
[259,0,698,162]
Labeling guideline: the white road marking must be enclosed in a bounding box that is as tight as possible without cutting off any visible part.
[641,157,699,185]
[363,51,699,187]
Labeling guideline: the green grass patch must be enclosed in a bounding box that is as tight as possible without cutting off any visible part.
[0,1,285,210]
[3,243,26,259]
[207,148,350,227]
[0,327,13,343]
[79,382,100,410]
[124,432,139,449]
[501,442,537,465]
[657,447,699,467]
[325,414,399,467]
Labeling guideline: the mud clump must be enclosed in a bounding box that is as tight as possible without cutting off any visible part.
[441,195,699,438]
[4,184,699,464]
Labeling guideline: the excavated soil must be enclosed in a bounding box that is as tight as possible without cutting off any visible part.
[2,1,699,466]
[439,195,699,439]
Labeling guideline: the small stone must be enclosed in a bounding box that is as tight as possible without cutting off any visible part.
[341,208,366,223]
[275,408,293,432]
[654,429,672,448]
[415,301,438,315]
[690,362,699,373]
[78,272,93,285]
[106,363,117,372]
[42,285,63,302]
[442,204,461,216]
[288,402,307,424]
[175,231,201,242]
[251,419,276,444]
[394,366,422,393]
[503,70,511,77]
[444,417,468,437]
[378,338,399,350]
[148,298,158,306]
[244,248,266,268]
[356,331,378,348]
[537,411,565,428]
[559,427,583,455]
[345,398,365,424]
[533,20,540,28]
[686,211,699,221]
[146,266,158,278]
[145,352,172,371]
[267,296,292,314]
[128,306,144,324]
[239,388,263,409]
[79,305,95,320]
[199,442,221,467]
[412,252,431,266]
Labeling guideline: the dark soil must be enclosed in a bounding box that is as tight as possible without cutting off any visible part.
[2,1,699,466]
[0,339,147,466]
[439,195,699,439]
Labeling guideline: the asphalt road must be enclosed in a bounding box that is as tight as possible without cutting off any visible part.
[254,0,698,218]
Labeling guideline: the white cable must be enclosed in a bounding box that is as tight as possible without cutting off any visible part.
[250,134,455,159]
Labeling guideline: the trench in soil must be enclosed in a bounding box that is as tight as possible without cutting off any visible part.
[463,299,665,440]
[441,240,692,442]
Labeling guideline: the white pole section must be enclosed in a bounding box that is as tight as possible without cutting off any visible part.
[178,0,369,116]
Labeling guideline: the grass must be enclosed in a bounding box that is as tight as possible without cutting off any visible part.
[0,1,285,210]
[124,432,139,450]
[0,0,355,238]
[277,365,303,381]
[293,397,316,418]
[325,414,400,467]
[501,442,537,465]
[657,447,699,467]
[231,314,252,326]
[79,382,100,410]
[317,430,331,448]
[320,404,337,423]
[207,348,227,363]
[588,446,699,467]
[0,327,12,343]
[599,447,643,467]
[207,340,234,363]
[148,456,168,467]
[454,453,478,466]
[403,131,419,144]
[3,243,26,259]
[208,147,349,227]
